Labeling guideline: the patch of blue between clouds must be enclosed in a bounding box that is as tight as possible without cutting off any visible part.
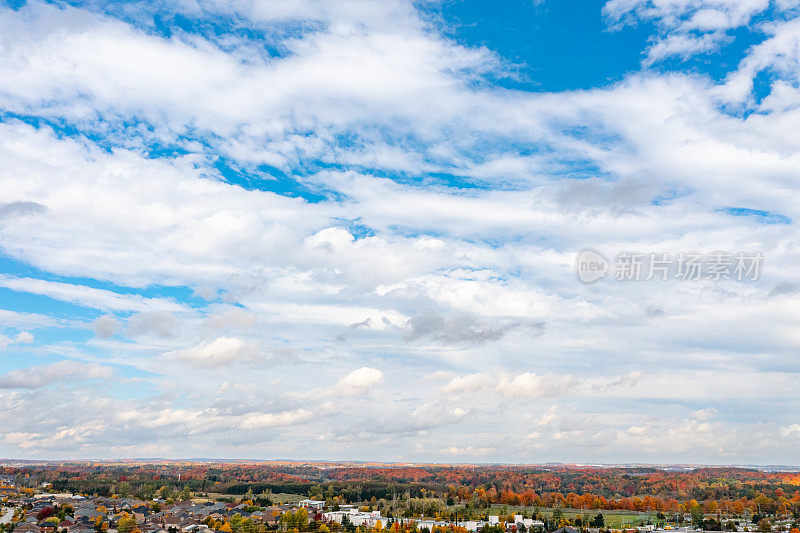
[720,207,791,225]
[0,285,100,322]
[1,112,110,151]
[0,111,192,159]
[649,25,766,83]
[429,0,776,101]
[426,0,652,92]
[333,221,375,240]
[211,156,333,203]
[0,254,209,312]
[651,185,693,206]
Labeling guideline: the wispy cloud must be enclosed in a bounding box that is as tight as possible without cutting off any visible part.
[0,361,113,389]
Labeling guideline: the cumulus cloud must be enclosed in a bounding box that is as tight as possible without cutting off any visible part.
[441,373,492,395]
[501,372,577,398]
[0,330,35,349]
[14,331,34,344]
[170,337,257,366]
[93,315,119,338]
[335,367,384,394]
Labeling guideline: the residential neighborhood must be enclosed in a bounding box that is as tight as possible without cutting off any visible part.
[1,467,798,533]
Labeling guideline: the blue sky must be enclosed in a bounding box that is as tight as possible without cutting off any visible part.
[0,0,799,463]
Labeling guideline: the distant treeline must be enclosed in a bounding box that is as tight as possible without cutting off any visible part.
[4,464,800,517]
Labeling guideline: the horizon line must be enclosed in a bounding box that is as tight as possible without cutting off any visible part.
[1,458,799,469]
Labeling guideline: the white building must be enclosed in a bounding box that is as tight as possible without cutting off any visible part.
[322,511,351,524]
[323,509,384,528]
[348,512,383,528]
[299,500,326,511]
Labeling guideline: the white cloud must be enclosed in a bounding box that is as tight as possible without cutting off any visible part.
[93,315,120,338]
[441,372,492,395]
[0,360,113,389]
[241,409,313,429]
[170,336,256,366]
[14,331,33,343]
[501,372,577,398]
[0,330,35,349]
[335,367,384,394]
[0,275,185,313]
[439,445,495,457]
[0,309,58,329]
[603,0,773,64]
[442,371,642,399]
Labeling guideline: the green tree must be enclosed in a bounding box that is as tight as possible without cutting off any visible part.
[117,482,131,498]
[691,505,704,526]
[117,514,137,533]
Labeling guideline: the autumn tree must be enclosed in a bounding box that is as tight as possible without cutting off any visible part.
[117,513,137,533]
